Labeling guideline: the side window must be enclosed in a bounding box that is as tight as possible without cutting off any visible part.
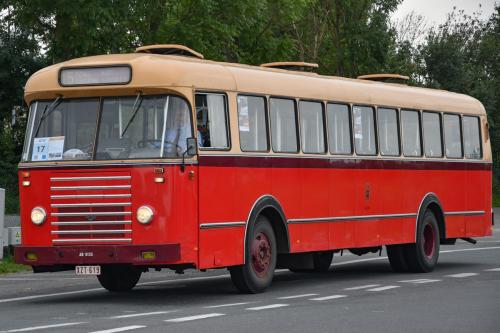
[195,93,229,149]
[423,112,443,158]
[237,95,268,152]
[401,110,422,157]
[353,105,376,155]
[444,114,463,158]
[299,101,325,154]
[377,108,399,156]
[463,116,482,159]
[270,98,298,153]
[327,103,352,154]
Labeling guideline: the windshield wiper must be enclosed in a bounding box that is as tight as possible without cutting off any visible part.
[33,96,62,137]
[120,92,143,137]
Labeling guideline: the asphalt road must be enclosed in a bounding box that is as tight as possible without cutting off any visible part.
[0,215,499,333]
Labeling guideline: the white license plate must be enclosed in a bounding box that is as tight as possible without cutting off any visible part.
[75,265,101,276]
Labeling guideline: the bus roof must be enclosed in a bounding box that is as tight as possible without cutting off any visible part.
[24,53,486,116]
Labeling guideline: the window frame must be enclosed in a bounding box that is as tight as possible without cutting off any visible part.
[421,110,444,159]
[376,106,401,157]
[352,104,378,156]
[237,93,270,153]
[400,108,423,158]
[325,102,354,156]
[462,115,483,160]
[298,99,327,155]
[269,96,300,154]
[443,112,464,159]
[195,91,232,151]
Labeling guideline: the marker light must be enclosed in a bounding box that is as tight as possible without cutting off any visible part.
[137,206,154,224]
[31,207,46,225]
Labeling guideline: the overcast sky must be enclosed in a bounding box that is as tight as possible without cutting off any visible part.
[393,0,497,25]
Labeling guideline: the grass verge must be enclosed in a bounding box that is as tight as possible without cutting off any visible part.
[0,255,30,274]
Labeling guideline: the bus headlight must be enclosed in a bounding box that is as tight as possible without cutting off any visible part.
[137,206,154,224]
[31,207,46,225]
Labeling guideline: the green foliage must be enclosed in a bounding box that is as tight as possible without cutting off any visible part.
[0,255,30,274]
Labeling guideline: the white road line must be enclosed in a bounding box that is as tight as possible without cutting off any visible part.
[277,293,318,299]
[88,326,146,333]
[204,302,253,308]
[446,273,478,278]
[0,322,86,332]
[309,295,347,301]
[367,285,400,292]
[398,279,441,284]
[1,246,499,305]
[484,268,500,272]
[165,313,225,323]
[109,311,173,319]
[344,284,380,290]
[246,304,289,311]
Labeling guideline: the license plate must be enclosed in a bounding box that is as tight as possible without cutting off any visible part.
[75,265,101,276]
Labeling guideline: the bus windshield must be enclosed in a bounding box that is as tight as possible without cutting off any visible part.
[22,95,192,162]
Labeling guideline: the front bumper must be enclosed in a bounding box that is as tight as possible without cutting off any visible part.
[14,244,181,266]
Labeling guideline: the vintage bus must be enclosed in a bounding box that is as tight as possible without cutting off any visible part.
[15,45,492,293]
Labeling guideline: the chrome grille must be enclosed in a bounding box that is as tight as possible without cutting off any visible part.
[50,173,132,244]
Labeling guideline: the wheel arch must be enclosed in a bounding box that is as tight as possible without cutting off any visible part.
[416,193,446,241]
[244,195,290,262]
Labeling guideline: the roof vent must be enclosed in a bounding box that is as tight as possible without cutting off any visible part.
[260,62,319,71]
[357,74,409,82]
[135,44,204,59]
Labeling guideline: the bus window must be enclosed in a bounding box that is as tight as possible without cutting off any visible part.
[195,93,229,149]
[327,103,352,154]
[402,110,422,157]
[237,95,268,152]
[377,108,399,156]
[299,101,325,154]
[423,112,443,158]
[463,116,482,159]
[444,114,463,158]
[353,105,376,155]
[270,98,298,153]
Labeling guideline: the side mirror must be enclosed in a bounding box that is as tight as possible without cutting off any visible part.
[186,137,197,157]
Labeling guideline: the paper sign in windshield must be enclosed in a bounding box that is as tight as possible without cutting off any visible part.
[32,136,65,161]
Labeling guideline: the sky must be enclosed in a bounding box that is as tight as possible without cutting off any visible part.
[392,0,497,26]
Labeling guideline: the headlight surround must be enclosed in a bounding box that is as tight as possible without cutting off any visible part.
[137,206,154,224]
[31,207,46,225]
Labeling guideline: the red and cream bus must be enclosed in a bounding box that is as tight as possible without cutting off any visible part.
[15,45,492,293]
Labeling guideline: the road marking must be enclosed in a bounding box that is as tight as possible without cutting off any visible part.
[1,246,499,305]
[204,302,253,308]
[89,326,146,333]
[0,322,86,332]
[446,273,478,278]
[367,285,400,292]
[309,295,347,301]
[277,293,318,299]
[398,279,441,284]
[246,304,289,311]
[109,311,173,319]
[344,284,380,290]
[165,313,225,323]
[484,268,500,272]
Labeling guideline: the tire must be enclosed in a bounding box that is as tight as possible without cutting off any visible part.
[289,251,333,273]
[229,215,277,293]
[97,265,142,292]
[386,244,409,272]
[404,210,440,273]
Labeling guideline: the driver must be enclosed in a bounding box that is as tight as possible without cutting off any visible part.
[164,108,190,156]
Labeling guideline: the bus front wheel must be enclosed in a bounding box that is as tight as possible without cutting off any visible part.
[97,265,142,292]
[229,215,277,293]
[404,210,440,273]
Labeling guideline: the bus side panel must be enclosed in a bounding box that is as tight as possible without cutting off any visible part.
[198,160,242,269]
[441,170,466,238]
[466,168,492,237]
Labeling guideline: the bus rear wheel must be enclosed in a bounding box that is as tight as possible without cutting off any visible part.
[404,210,440,273]
[386,244,409,272]
[97,265,142,292]
[229,215,277,294]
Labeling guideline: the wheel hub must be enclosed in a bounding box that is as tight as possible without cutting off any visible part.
[251,232,271,277]
[423,224,435,258]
